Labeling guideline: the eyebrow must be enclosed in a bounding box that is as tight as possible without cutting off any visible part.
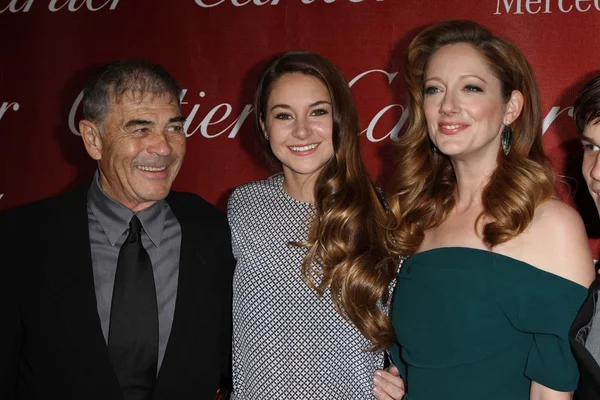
[124,119,154,128]
[124,116,185,128]
[169,116,186,124]
[582,135,598,145]
[461,74,487,83]
[424,74,487,84]
[269,100,331,112]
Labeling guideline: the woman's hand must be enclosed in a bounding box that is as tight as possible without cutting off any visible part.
[373,364,405,400]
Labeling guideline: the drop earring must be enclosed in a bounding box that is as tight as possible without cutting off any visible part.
[501,123,512,155]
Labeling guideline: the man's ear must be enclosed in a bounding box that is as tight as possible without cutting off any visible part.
[504,90,524,125]
[79,120,103,161]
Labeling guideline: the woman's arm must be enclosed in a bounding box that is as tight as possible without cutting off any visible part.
[530,381,572,400]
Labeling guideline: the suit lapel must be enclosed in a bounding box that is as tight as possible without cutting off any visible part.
[152,194,213,399]
[572,277,600,335]
[44,185,123,398]
[571,277,600,390]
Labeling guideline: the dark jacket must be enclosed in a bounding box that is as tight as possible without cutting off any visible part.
[0,184,235,400]
[570,277,600,400]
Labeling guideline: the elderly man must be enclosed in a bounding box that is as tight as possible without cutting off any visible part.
[0,59,234,400]
[570,74,600,399]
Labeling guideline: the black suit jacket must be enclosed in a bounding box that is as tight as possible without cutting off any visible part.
[0,184,235,400]
[570,277,600,400]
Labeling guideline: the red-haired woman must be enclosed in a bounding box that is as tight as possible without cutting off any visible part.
[375,20,595,400]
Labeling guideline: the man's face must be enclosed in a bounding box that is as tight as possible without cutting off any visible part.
[81,92,186,212]
[581,123,600,214]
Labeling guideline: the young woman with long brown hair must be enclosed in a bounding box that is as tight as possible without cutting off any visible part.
[227,51,398,399]
[374,20,595,399]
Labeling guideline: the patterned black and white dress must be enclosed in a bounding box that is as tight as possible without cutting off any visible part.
[227,173,384,399]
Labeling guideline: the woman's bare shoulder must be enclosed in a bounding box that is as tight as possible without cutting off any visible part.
[522,199,595,287]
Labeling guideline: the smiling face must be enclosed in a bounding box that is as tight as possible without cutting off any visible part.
[261,72,334,183]
[80,91,186,212]
[423,43,521,163]
[581,123,600,213]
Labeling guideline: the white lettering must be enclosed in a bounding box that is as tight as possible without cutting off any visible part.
[195,0,279,7]
[182,103,253,139]
[0,0,33,13]
[526,0,542,13]
[70,89,252,139]
[348,69,398,87]
[364,105,409,142]
[559,0,574,11]
[194,104,232,138]
[576,0,591,11]
[195,0,225,6]
[0,101,20,121]
[495,0,524,14]
[544,0,552,12]
[180,89,190,105]
[181,90,253,139]
[48,0,119,11]
[89,0,118,10]
[193,0,379,7]
[227,105,253,138]
[67,81,573,142]
[348,69,406,142]
[495,0,599,13]
[542,106,573,134]
[69,90,84,136]
[48,0,74,11]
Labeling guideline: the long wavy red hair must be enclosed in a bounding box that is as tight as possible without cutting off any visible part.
[386,20,555,260]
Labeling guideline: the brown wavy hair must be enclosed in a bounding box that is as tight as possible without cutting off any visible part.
[386,20,555,259]
[254,51,397,351]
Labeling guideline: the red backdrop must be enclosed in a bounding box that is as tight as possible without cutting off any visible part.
[1,0,600,255]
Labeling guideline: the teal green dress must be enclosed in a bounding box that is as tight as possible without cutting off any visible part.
[391,247,588,399]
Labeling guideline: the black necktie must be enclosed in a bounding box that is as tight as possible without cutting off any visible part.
[108,215,158,400]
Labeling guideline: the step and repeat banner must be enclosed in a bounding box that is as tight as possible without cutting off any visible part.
[1,0,600,252]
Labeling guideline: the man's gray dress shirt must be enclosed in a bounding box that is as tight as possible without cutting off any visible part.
[87,173,181,370]
[585,289,600,365]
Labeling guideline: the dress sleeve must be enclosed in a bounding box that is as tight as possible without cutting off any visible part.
[488,262,588,391]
